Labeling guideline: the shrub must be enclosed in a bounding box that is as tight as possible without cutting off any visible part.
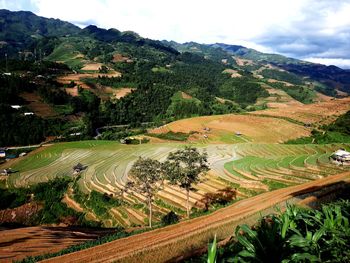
[161,211,180,226]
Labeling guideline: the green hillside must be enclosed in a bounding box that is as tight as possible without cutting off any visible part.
[0,9,349,147]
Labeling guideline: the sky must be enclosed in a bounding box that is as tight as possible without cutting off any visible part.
[1,0,350,68]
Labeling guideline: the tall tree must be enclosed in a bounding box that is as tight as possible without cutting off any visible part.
[165,146,209,218]
[127,157,164,227]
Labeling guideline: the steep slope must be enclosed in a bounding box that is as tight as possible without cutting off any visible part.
[214,43,350,93]
[165,41,350,94]
[0,9,80,57]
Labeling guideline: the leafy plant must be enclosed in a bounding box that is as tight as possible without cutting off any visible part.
[208,201,350,262]
[207,235,217,263]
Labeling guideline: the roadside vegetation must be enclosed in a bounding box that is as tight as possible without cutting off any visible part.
[203,200,350,263]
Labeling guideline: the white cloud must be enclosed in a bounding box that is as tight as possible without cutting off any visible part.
[27,0,309,46]
[304,57,350,69]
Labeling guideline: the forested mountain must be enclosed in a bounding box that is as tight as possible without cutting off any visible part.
[166,41,350,93]
[0,9,80,58]
[0,9,349,147]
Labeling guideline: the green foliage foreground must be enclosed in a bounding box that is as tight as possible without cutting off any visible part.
[205,200,350,263]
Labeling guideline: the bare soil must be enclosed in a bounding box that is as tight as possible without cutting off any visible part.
[181,92,192,99]
[112,53,131,63]
[234,57,254,66]
[222,69,242,78]
[111,87,135,99]
[0,202,42,225]
[81,63,103,71]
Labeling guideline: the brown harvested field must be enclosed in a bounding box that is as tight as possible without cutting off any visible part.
[81,63,103,71]
[255,84,302,108]
[111,87,135,99]
[57,71,121,86]
[234,57,254,66]
[0,226,114,262]
[215,97,235,104]
[149,114,310,143]
[267,78,294,87]
[20,92,58,118]
[251,97,350,124]
[222,69,242,78]
[65,87,79,97]
[315,91,333,102]
[112,53,131,63]
[181,91,192,99]
[41,172,350,263]
[57,71,122,97]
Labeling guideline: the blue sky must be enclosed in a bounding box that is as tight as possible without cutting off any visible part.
[1,0,350,68]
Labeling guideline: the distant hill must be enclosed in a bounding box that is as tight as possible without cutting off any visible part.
[0,9,80,57]
[165,41,350,93]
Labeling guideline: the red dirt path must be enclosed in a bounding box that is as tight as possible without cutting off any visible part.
[42,172,350,263]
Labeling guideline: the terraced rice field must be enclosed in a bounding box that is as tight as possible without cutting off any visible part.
[224,143,350,192]
[3,140,350,228]
[149,114,310,143]
[4,141,236,227]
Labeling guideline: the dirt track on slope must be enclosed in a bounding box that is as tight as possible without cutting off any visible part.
[42,172,350,263]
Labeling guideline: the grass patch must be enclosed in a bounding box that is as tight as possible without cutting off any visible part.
[262,179,290,191]
[53,104,74,115]
[85,190,123,219]
[146,131,192,141]
[155,198,186,215]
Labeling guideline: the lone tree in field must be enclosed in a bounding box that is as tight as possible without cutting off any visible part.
[127,157,164,228]
[165,146,209,218]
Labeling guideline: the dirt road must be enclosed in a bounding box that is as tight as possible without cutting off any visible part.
[42,172,350,263]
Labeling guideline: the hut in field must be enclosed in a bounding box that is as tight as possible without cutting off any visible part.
[73,163,87,174]
[330,149,350,165]
[1,168,14,176]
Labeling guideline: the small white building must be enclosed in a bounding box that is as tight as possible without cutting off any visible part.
[69,132,82,136]
[11,105,22,110]
[331,149,350,163]
[24,112,34,116]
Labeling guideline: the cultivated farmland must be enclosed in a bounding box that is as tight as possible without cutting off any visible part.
[3,140,350,228]
[149,114,310,143]
[251,96,350,125]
